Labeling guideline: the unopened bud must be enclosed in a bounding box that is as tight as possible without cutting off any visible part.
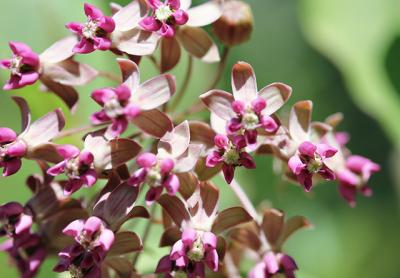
[212,0,254,46]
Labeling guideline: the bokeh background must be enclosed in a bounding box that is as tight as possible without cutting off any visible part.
[1,0,399,277]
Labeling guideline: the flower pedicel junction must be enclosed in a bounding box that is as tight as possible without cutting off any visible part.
[0,1,380,277]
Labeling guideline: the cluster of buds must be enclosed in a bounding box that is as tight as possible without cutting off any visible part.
[0,0,380,277]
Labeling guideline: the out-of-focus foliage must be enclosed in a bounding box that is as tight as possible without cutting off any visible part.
[0,0,398,277]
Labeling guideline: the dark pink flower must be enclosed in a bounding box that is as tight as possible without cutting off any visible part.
[0,42,40,90]
[140,0,189,38]
[0,202,32,237]
[337,155,380,207]
[201,62,291,145]
[288,141,337,191]
[206,134,255,184]
[54,216,114,277]
[249,251,298,278]
[0,127,27,177]
[47,145,97,196]
[66,3,115,54]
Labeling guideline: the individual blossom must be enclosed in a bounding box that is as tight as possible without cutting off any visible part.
[0,97,65,177]
[53,216,114,277]
[156,181,253,277]
[249,251,297,278]
[0,38,97,110]
[0,202,32,237]
[128,121,203,204]
[201,62,291,145]
[47,134,141,195]
[206,134,255,184]
[288,141,337,192]
[91,58,175,138]
[66,3,116,54]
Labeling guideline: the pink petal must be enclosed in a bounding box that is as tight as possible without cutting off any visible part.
[222,164,235,184]
[0,59,11,69]
[66,22,84,34]
[202,232,217,248]
[124,103,141,120]
[172,10,188,25]
[164,174,180,195]
[0,127,17,143]
[206,151,223,167]
[3,158,22,177]
[160,23,175,38]
[316,143,337,159]
[83,216,102,236]
[264,252,279,273]
[98,228,115,251]
[298,141,316,158]
[288,155,305,175]
[82,169,97,187]
[231,62,257,104]
[166,0,181,9]
[137,152,157,168]
[47,161,67,176]
[260,115,279,133]
[200,90,235,120]
[15,214,33,235]
[337,169,359,187]
[147,0,162,9]
[249,262,266,278]
[139,17,162,32]
[98,16,116,33]
[214,134,229,149]
[93,37,112,51]
[182,228,197,245]
[251,97,266,113]
[170,239,185,260]
[91,88,116,105]
[57,145,80,159]
[205,248,219,271]
[73,38,95,54]
[90,110,110,124]
[115,84,131,101]
[84,3,104,20]
[107,118,129,138]
[231,100,245,114]
[128,168,148,186]
[160,158,175,174]
[79,150,94,165]
[62,219,84,237]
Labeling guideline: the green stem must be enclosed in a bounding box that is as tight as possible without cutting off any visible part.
[168,55,193,112]
[98,71,121,83]
[54,124,105,140]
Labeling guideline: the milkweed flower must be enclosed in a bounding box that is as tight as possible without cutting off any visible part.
[249,251,297,278]
[66,3,116,54]
[54,216,114,277]
[0,202,32,237]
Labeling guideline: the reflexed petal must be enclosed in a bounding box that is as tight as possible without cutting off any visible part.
[316,143,337,159]
[239,152,256,169]
[39,36,77,64]
[231,62,257,104]
[62,219,84,237]
[84,3,104,20]
[113,29,159,56]
[259,82,292,115]
[222,164,235,184]
[131,109,173,138]
[289,101,312,143]
[47,161,67,176]
[158,121,190,158]
[139,17,162,32]
[200,89,235,120]
[186,0,223,27]
[211,207,253,234]
[57,145,80,159]
[160,37,181,73]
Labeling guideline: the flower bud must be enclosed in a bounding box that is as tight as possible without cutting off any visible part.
[212,0,254,46]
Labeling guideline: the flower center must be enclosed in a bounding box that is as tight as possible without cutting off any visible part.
[10,55,23,76]
[223,144,240,165]
[307,155,323,173]
[187,237,205,262]
[69,265,84,278]
[82,19,99,39]
[242,111,259,129]
[155,5,173,21]
[104,97,124,119]
[65,157,81,178]
[146,167,162,186]
[174,271,187,278]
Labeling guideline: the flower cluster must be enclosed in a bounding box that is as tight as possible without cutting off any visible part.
[0,1,380,277]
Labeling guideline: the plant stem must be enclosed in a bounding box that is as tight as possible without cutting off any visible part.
[229,176,258,220]
[168,55,193,112]
[148,55,160,71]
[132,204,158,267]
[54,124,101,139]
[98,71,121,83]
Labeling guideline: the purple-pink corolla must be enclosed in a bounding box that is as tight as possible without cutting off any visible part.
[0,127,28,177]
[91,58,175,138]
[206,134,255,184]
[249,251,297,278]
[0,42,39,90]
[0,202,32,237]
[288,141,337,192]
[140,0,189,38]
[201,62,291,145]
[47,145,97,196]
[66,3,115,54]
[54,216,114,277]
[128,121,203,204]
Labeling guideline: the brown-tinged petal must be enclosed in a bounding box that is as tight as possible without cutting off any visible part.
[186,0,223,27]
[158,194,190,226]
[160,227,181,247]
[174,144,204,172]
[103,257,135,278]
[113,0,147,32]
[216,236,227,260]
[200,89,235,120]
[261,209,284,246]
[114,29,159,56]
[21,108,65,147]
[11,96,31,132]
[259,82,292,115]
[231,61,257,103]
[229,224,261,252]
[199,181,219,217]
[310,122,332,138]
[133,74,176,110]
[325,112,344,128]
[210,112,228,134]
[177,172,198,200]
[158,121,190,158]
[131,109,173,138]
[289,100,313,143]
[27,143,63,163]
[277,216,312,249]
[109,138,141,168]
[117,58,139,91]
[39,36,77,64]
[211,207,253,234]
[110,2,122,15]
[177,26,220,63]
[41,58,98,86]
[108,231,142,256]
[195,156,222,181]
[39,76,79,111]
[127,205,150,220]
[160,37,181,73]
[189,121,216,149]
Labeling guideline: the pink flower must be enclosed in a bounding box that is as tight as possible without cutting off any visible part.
[66,3,115,54]
[206,134,255,184]
[0,202,32,237]
[47,145,97,196]
[201,62,291,145]
[249,251,298,278]
[139,0,188,38]
[91,59,175,138]
[0,42,40,90]
[128,121,203,204]
[337,155,380,207]
[0,128,27,177]
[288,141,337,191]
[54,216,114,277]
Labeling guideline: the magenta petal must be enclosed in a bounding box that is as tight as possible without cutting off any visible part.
[57,145,80,159]
[252,97,267,113]
[298,171,313,192]
[91,88,116,105]
[145,186,163,205]
[90,110,111,124]
[202,232,217,249]
[182,228,196,245]
[361,185,373,197]
[124,103,141,120]
[160,158,174,174]
[231,100,245,114]
[148,0,163,9]
[62,219,84,237]
[318,165,336,181]
[337,169,359,187]
[0,128,17,143]
[65,22,84,34]
[239,152,256,169]
[128,168,147,186]
[232,135,246,149]
[15,214,33,235]
[115,85,131,101]
[244,129,258,145]
[107,118,128,137]
[172,10,189,25]
[73,38,95,54]
[5,141,26,157]
[260,115,278,133]
[79,150,94,165]
[214,134,229,149]
[98,228,114,251]
[0,59,11,69]
[206,151,222,167]
[139,17,162,32]
[98,16,116,33]
[63,179,84,196]
[205,249,219,272]
[82,169,97,187]
[170,239,185,260]
[298,141,316,158]
[164,174,180,195]
[3,158,22,176]
[83,216,102,236]
[47,161,67,176]
[93,37,112,51]
[84,3,104,20]
[264,252,279,273]
[222,164,235,184]
[17,72,39,88]
[155,255,173,273]
[166,0,181,9]
[316,143,337,158]
[338,184,357,207]
[288,155,305,175]
[137,152,157,168]
[160,23,175,38]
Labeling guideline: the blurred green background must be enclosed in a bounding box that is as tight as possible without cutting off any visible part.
[1,0,399,277]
